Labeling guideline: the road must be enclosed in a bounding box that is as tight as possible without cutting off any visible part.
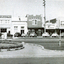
[11,38,64,50]
[0,38,64,50]
[0,57,64,64]
[0,38,64,64]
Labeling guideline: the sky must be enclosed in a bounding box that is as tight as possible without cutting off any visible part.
[0,0,64,20]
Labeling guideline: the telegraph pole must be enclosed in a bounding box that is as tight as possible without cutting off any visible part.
[43,0,46,33]
[59,29,61,47]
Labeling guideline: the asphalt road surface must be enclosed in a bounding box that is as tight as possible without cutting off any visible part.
[0,38,64,50]
[0,57,64,64]
[11,38,64,50]
[0,38,64,64]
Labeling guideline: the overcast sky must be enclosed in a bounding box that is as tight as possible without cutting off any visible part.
[0,0,64,20]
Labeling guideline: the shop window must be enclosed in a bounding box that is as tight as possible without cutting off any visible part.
[14,26,18,30]
[0,20,2,23]
[1,28,7,32]
[32,20,35,25]
[21,26,24,30]
[35,20,37,24]
[14,26,18,28]
[21,26,24,28]
[32,20,37,25]
[61,21,64,25]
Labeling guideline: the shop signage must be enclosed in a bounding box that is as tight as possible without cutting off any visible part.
[0,15,11,18]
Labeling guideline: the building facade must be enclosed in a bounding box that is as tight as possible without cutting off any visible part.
[26,14,44,36]
[11,21,28,35]
[1,15,64,37]
[0,15,12,34]
[0,15,28,37]
[58,17,64,33]
[46,17,64,35]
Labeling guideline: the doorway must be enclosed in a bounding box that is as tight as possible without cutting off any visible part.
[21,30,24,34]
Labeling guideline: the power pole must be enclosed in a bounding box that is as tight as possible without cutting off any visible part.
[43,0,46,33]
[59,29,61,47]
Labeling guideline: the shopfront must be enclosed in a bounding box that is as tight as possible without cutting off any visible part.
[28,28,44,36]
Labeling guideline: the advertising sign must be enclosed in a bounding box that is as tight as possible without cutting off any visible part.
[0,15,11,18]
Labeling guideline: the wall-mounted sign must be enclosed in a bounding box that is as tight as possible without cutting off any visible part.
[0,15,11,18]
[61,21,64,25]
[50,18,56,23]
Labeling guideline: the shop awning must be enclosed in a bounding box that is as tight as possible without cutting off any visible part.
[28,27,44,29]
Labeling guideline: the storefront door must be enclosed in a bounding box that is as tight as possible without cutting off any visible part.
[21,30,24,34]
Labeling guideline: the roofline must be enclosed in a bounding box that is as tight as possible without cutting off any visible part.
[28,27,44,29]
[12,21,27,22]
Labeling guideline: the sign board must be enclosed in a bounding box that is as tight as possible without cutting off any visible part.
[0,15,11,18]
[61,21,64,25]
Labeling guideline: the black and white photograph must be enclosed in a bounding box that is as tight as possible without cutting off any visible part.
[0,0,64,64]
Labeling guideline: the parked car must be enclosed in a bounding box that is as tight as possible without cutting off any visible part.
[21,33,28,37]
[30,33,37,37]
[14,32,21,37]
[42,32,50,37]
[51,33,59,37]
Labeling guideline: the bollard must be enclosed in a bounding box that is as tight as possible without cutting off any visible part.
[59,40,61,47]
[22,42,25,47]
[22,42,25,45]
[0,49,1,52]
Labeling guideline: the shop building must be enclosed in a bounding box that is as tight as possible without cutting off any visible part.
[11,17,28,36]
[46,17,64,35]
[58,17,64,33]
[0,15,12,34]
[0,15,28,37]
[11,20,27,35]
[26,14,44,36]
